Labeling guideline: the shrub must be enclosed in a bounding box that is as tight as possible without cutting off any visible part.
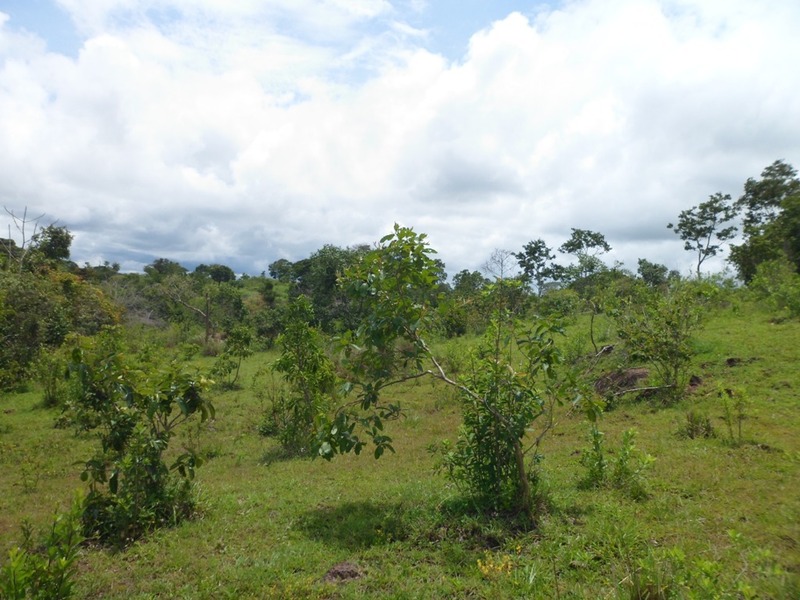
[609,281,712,403]
[0,495,84,600]
[580,427,654,500]
[64,333,214,547]
[35,351,68,408]
[719,385,749,446]
[749,256,800,318]
[537,288,582,321]
[434,311,572,519]
[266,296,335,455]
[682,409,715,439]
[211,325,254,389]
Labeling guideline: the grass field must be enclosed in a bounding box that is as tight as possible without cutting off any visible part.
[1,300,798,598]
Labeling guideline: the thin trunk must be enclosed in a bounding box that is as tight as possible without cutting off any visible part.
[204,292,211,345]
[513,439,533,522]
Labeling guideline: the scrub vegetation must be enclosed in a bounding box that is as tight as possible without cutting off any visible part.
[1,161,799,598]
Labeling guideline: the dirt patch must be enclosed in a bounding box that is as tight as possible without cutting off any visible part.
[323,561,363,583]
[725,357,760,367]
[594,368,649,396]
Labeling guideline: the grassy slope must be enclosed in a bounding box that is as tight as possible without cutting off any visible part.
[0,300,798,598]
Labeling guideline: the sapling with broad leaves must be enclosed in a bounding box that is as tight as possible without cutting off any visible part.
[265,295,336,455]
[435,291,575,518]
[608,280,714,403]
[63,330,214,547]
[315,224,585,522]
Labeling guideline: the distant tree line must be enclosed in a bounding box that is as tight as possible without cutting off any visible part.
[1,159,798,393]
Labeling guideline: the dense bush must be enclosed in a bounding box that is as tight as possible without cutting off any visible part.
[63,331,214,547]
[0,270,119,391]
[749,256,800,318]
[609,281,713,402]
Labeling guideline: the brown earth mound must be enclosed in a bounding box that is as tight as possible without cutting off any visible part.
[594,368,650,396]
[323,561,363,583]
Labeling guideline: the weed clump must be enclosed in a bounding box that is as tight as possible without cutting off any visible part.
[579,427,654,501]
[681,409,715,439]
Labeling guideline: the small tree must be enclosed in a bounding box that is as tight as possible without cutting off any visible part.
[668,192,738,278]
[144,258,188,281]
[32,225,73,264]
[194,263,236,285]
[609,281,711,402]
[65,331,214,547]
[268,296,336,454]
[482,248,519,281]
[451,269,490,298]
[558,228,611,284]
[2,207,45,272]
[730,161,800,282]
[268,258,294,282]
[212,325,253,388]
[439,270,491,337]
[315,225,579,522]
[636,258,673,288]
[435,292,571,518]
[515,239,556,296]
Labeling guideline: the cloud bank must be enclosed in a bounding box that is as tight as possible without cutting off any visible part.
[1,0,798,276]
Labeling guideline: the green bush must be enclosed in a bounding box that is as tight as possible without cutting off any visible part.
[609,281,712,403]
[266,296,335,456]
[63,333,214,547]
[749,256,800,318]
[211,325,254,389]
[435,311,571,519]
[0,495,84,600]
[35,351,68,408]
[580,427,653,500]
[537,288,582,321]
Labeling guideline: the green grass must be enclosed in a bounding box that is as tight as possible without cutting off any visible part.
[1,299,799,598]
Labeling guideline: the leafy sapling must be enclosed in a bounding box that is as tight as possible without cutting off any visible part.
[718,384,749,446]
[579,427,654,500]
[318,225,582,522]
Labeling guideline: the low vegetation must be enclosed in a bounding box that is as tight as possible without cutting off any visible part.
[1,160,799,597]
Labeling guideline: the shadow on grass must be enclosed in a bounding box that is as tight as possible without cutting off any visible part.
[258,445,303,466]
[298,495,573,552]
[297,501,409,550]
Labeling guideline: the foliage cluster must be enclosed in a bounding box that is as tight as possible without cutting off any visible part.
[0,496,84,600]
[435,307,571,518]
[729,160,800,283]
[749,255,800,318]
[579,426,654,500]
[0,270,119,390]
[608,280,713,402]
[262,296,336,455]
[62,330,214,547]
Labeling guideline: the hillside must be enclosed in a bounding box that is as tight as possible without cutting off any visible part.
[1,299,798,598]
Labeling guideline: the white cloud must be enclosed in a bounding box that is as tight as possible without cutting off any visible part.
[1,0,799,276]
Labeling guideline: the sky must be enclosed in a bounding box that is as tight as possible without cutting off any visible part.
[1,0,799,278]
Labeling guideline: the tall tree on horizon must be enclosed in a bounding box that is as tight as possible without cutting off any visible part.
[668,192,738,278]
